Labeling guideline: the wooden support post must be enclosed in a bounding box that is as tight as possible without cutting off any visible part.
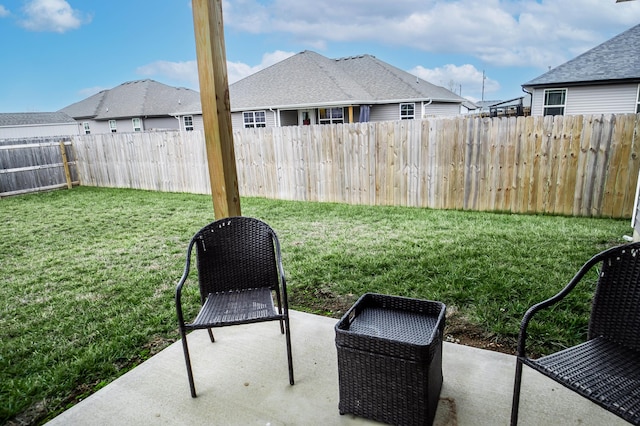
[59,141,73,189]
[349,106,353,123]
[192,0,241,219]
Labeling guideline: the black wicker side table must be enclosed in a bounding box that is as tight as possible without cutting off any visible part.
[335,293,446,426]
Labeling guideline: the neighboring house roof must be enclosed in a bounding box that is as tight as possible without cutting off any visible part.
[523,23,640,87]
[229,50,467,111]
[59,79,201,120]
[0,112,76,127]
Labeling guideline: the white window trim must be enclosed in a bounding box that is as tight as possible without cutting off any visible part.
[243,111,266,128]
[109,120,117,133]
[318,107,344,125]
[543,88,567,116]
[183,115,194,131]
[400,103,416,120]
[83,122,90,135]
[636,84,640,114]
[132,117,143,132]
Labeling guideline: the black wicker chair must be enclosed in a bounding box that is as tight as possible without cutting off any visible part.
[510,242,640,425]
[175,217,294,397]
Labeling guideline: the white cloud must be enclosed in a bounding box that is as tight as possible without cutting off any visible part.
[20,0,90,33]
[222,0,640,70]
[227,50,296,83]
[78,86,108,98]
[137,60,200,87]
[0,5,10,17]
[411,64,500,100]
[136,50,296,89]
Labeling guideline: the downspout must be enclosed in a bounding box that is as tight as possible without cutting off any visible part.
[522,86,532,116]
[269,108,279,127]
[422,98,432,119]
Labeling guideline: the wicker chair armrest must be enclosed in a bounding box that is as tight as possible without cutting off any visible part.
[175,239,196,327]
[517,250,606,358]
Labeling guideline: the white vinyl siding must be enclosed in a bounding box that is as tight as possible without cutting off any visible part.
[531,84,639,116]
[0,122,80,139]
[369,104,399,122]
[421,102,461,117]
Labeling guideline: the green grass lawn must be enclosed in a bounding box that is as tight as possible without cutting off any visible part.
[0,186,631,424]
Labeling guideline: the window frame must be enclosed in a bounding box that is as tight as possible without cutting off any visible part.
[82,122,90,135]
[400,103,415,120]
[543,88,567,116]
[132,117,143,132]
[109,120,117,133]
[636,85,640,114]
[183,115,194,131]
[318,107,344,125]
[243,111,267,128]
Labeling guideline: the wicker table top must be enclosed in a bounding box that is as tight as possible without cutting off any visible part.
[348,306,441,346]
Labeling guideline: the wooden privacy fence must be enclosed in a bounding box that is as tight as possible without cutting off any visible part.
[0,137,79,197]
[73,113,640,218]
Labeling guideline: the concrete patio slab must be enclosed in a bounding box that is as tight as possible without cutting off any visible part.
[47,310,629,425]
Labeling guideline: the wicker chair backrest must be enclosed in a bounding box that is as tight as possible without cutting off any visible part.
[193,217,279,299]
[589,243,640,351]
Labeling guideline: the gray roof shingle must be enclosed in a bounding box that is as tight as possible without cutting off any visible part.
[523,23,640,87]
[59,80,201,120]
[0,112,76,127]
[229,50,466,110]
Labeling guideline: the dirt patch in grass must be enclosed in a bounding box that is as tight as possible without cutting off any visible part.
[444,308,516,355]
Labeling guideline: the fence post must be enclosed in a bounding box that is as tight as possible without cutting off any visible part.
[59,141,73,189]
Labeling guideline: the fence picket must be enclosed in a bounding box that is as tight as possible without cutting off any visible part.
[4,113,630,219]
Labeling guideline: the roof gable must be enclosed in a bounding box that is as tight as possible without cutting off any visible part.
[524,23,640,87]
[229,50,465,110]
[59,80,201,120]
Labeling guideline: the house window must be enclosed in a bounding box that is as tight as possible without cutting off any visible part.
[243,111,266,128]
[183,115,194,131]
[318,107,343,125]
[83,122,90,135]
[400,103,415,120]
[543,89,566,116]
[636,85,640,114]
[132,117,143,132]
[109,120,117,133]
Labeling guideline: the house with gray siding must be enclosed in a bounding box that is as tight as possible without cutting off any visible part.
[59,79,203,134]
[0,112,79,139]
[229,50,470,129]
[523,23,640,116]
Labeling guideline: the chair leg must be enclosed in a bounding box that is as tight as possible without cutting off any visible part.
[284,315,294,385]
[207,328,215,342]
[510,358,524,426]
[179,328,198,398]
[274,290,285,334]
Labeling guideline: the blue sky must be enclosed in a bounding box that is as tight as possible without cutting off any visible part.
[1,0,640,113]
